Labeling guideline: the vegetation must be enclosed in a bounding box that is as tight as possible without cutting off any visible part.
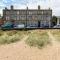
[51,30,60,42]
[0,30,26,44]
[51,30,60,35]
[25,30,51,48]
[0,34,20,44]
[51,16,57,26]
[1,29,60,47]
[6,30,17,36]
[0,30,4,36]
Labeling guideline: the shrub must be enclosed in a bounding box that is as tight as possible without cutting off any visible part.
[0,35,8,44]
[25,31,51,48]
[0,34,21,44]
[6,35,20,44]
[0,30,28,45]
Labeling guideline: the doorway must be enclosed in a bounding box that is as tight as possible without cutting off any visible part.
[38,21,40,27]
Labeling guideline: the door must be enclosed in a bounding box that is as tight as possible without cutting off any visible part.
[38,21,40,27]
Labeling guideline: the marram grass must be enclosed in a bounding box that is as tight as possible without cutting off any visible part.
[25,31,51,48]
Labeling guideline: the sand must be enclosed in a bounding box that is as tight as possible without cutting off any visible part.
[0,31,60,60]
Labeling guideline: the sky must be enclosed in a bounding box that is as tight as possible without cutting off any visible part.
[0,0,60,16]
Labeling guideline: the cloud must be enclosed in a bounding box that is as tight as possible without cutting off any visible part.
[0,0,60,16]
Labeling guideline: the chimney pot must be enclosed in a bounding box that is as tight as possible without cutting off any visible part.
[11,5,14,10]
[38,5,40,10]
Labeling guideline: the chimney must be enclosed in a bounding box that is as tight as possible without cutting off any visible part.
[27,7,28,10]
[38,5,40,10]
[5,7,7,10]
[11,5,14,10]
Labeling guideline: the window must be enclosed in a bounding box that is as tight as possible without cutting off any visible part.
[38,11,43,15]
[6,16,10,20]
[17,11,20,15]
[32,15,37,20]
[20,11,26,15]
[17,16,20,20]
[20,15,26,20]
[10,15,17,20]
[28,11,33,15]
[28,11,37,15]
[27,15,32,20]
[38,15,41,20]
[46,16,51,20]
[6,11,9,15]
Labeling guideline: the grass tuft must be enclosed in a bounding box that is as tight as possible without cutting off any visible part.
[0,34,21,44]
[0,30,26,44]
[6,30,17,36]
[25,31,51,48]
[0,30,4,36]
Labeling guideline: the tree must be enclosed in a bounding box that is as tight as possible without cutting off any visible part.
[51,16,57,26]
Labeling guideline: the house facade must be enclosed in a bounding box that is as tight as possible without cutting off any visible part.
[3,5,52,28]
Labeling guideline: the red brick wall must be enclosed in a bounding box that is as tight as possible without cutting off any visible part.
[0,19,4,25]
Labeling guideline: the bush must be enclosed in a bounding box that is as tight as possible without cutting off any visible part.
[0,34,21,44]
[25,31,51,48]
[7,35,20,44]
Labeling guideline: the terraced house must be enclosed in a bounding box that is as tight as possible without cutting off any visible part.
[3,5,52,28]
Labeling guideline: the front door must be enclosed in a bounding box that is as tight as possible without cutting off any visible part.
[38,21,40,27]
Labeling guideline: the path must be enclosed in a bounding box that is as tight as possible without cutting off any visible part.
[47,31,57,45]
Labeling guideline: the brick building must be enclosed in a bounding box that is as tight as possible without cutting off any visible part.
[3,5,52,28]
[0,15,4,26]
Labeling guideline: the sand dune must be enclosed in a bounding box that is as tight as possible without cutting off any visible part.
[0,31,60,60]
